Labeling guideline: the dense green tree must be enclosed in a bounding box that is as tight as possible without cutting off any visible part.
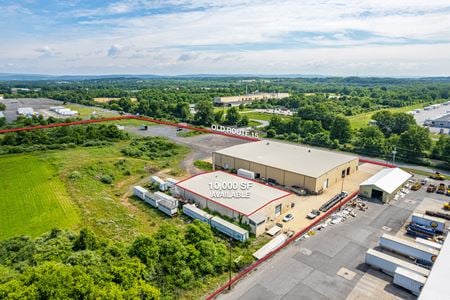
[397,125,431,160]
[225,107,241,125]
[330,115,352,143]
[354,126,387,157]
[194,101,214,126]
[72,228,98,251]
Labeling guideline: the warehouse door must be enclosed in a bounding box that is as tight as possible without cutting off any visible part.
[323,179,329,189]
[275,204,282,217]
[371,189,384,201]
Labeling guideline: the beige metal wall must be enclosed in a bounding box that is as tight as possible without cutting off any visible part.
[314,158,359,192]
[213,152,359,192]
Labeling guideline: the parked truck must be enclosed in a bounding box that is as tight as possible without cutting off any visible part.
[437,183,446,194]
[412,213,446,233]
[430,171,445,180]
[393,267,427,296]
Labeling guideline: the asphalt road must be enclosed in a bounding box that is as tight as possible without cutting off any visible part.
[218,190,431,300]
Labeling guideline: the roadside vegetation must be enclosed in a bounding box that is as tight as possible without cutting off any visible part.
[194,160,213,171]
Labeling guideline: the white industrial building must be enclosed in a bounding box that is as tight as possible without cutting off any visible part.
[50,106,78,116]
[419,232,450,299]
[213,92,290,106]
[175,171,292,236]
[17,107,34,116]
[359,168,412,202]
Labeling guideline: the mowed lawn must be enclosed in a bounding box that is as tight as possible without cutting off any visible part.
[348,103,426,129]
[0,155,79,239]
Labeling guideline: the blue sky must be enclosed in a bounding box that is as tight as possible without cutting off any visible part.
[0,0,449,76]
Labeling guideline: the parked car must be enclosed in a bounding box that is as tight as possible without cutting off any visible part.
[282,213,294,222]
[421,179,428,185]
[306,209,321,219]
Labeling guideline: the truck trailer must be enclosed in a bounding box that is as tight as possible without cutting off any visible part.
[393,267,427,296]
[379,234,439,265]
[412,213,446,233]
[365,249,430,277]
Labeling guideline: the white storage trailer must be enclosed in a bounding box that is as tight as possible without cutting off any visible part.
[210,216,249,242]
[365,249,430,277]
[144,193,160,208]
[380,234,439,265]
[154,192,178,206]
[183,204,213,223]
[166,178,179,189]
[394,267,427,296]
[151,176,167,191]
[158,200,178,217]
[133,186,148,200]
[412,213,446,233]
[237,168,256,180]
[415,237,442,251]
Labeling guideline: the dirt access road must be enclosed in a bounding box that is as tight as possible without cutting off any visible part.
[125,125,250,175]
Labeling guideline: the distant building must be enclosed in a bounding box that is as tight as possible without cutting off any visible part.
[17,107,34,116]
[214,92,290,106]
[431,114,450,128]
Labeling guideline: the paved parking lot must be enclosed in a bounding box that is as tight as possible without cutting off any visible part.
[413,103,450,134]
[218,183,447,300]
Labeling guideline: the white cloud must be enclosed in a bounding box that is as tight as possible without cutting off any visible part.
[0,0,449,75]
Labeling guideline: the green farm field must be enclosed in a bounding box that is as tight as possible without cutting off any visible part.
[348,103,426,129]
[0,139,190,241]
[0,155,80,239]
[241,111,291,121]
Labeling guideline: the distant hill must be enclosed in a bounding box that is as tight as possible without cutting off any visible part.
[0,73,448,82]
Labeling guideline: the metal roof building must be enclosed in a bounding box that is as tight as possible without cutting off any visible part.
[419,233,450,299]
[359,167,412,202]
[175,171,293,236]
[213,140,359,193]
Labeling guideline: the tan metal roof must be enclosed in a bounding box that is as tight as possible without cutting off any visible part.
[175,171,291,216]
[214,140,358,178]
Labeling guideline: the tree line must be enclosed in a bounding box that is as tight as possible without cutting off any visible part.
[0,221,236,299]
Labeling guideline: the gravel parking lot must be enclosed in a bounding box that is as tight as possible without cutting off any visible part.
[125,125,250,174]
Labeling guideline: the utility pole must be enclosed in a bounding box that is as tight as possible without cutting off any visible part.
[228,238,232,290]
[392,147,397,165]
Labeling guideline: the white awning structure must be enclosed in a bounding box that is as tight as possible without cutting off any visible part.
[360,167,412,194]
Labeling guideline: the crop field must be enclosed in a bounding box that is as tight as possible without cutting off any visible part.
[0,155,79,239]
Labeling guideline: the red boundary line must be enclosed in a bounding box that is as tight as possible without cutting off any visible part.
[0,115,261,142]
[359,158,396,168]
[206,190,359,300]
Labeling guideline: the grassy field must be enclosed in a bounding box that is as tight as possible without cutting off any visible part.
[241,111,291,121]
[66,104,119,119]
[0,138,190,241]
[0,155,80,239]
[347,103,426,129]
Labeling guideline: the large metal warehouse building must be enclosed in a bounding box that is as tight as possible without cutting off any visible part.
[212,140,359,193]
[359,167,412,203]
[175,171,293,236]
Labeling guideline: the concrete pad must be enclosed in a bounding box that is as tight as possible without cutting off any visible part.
[239,284,279,300]
[281,282,328,300]
[337,268,357,281]
[303,270,353,299]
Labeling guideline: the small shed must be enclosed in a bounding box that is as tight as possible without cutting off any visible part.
[359,168,412,203]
